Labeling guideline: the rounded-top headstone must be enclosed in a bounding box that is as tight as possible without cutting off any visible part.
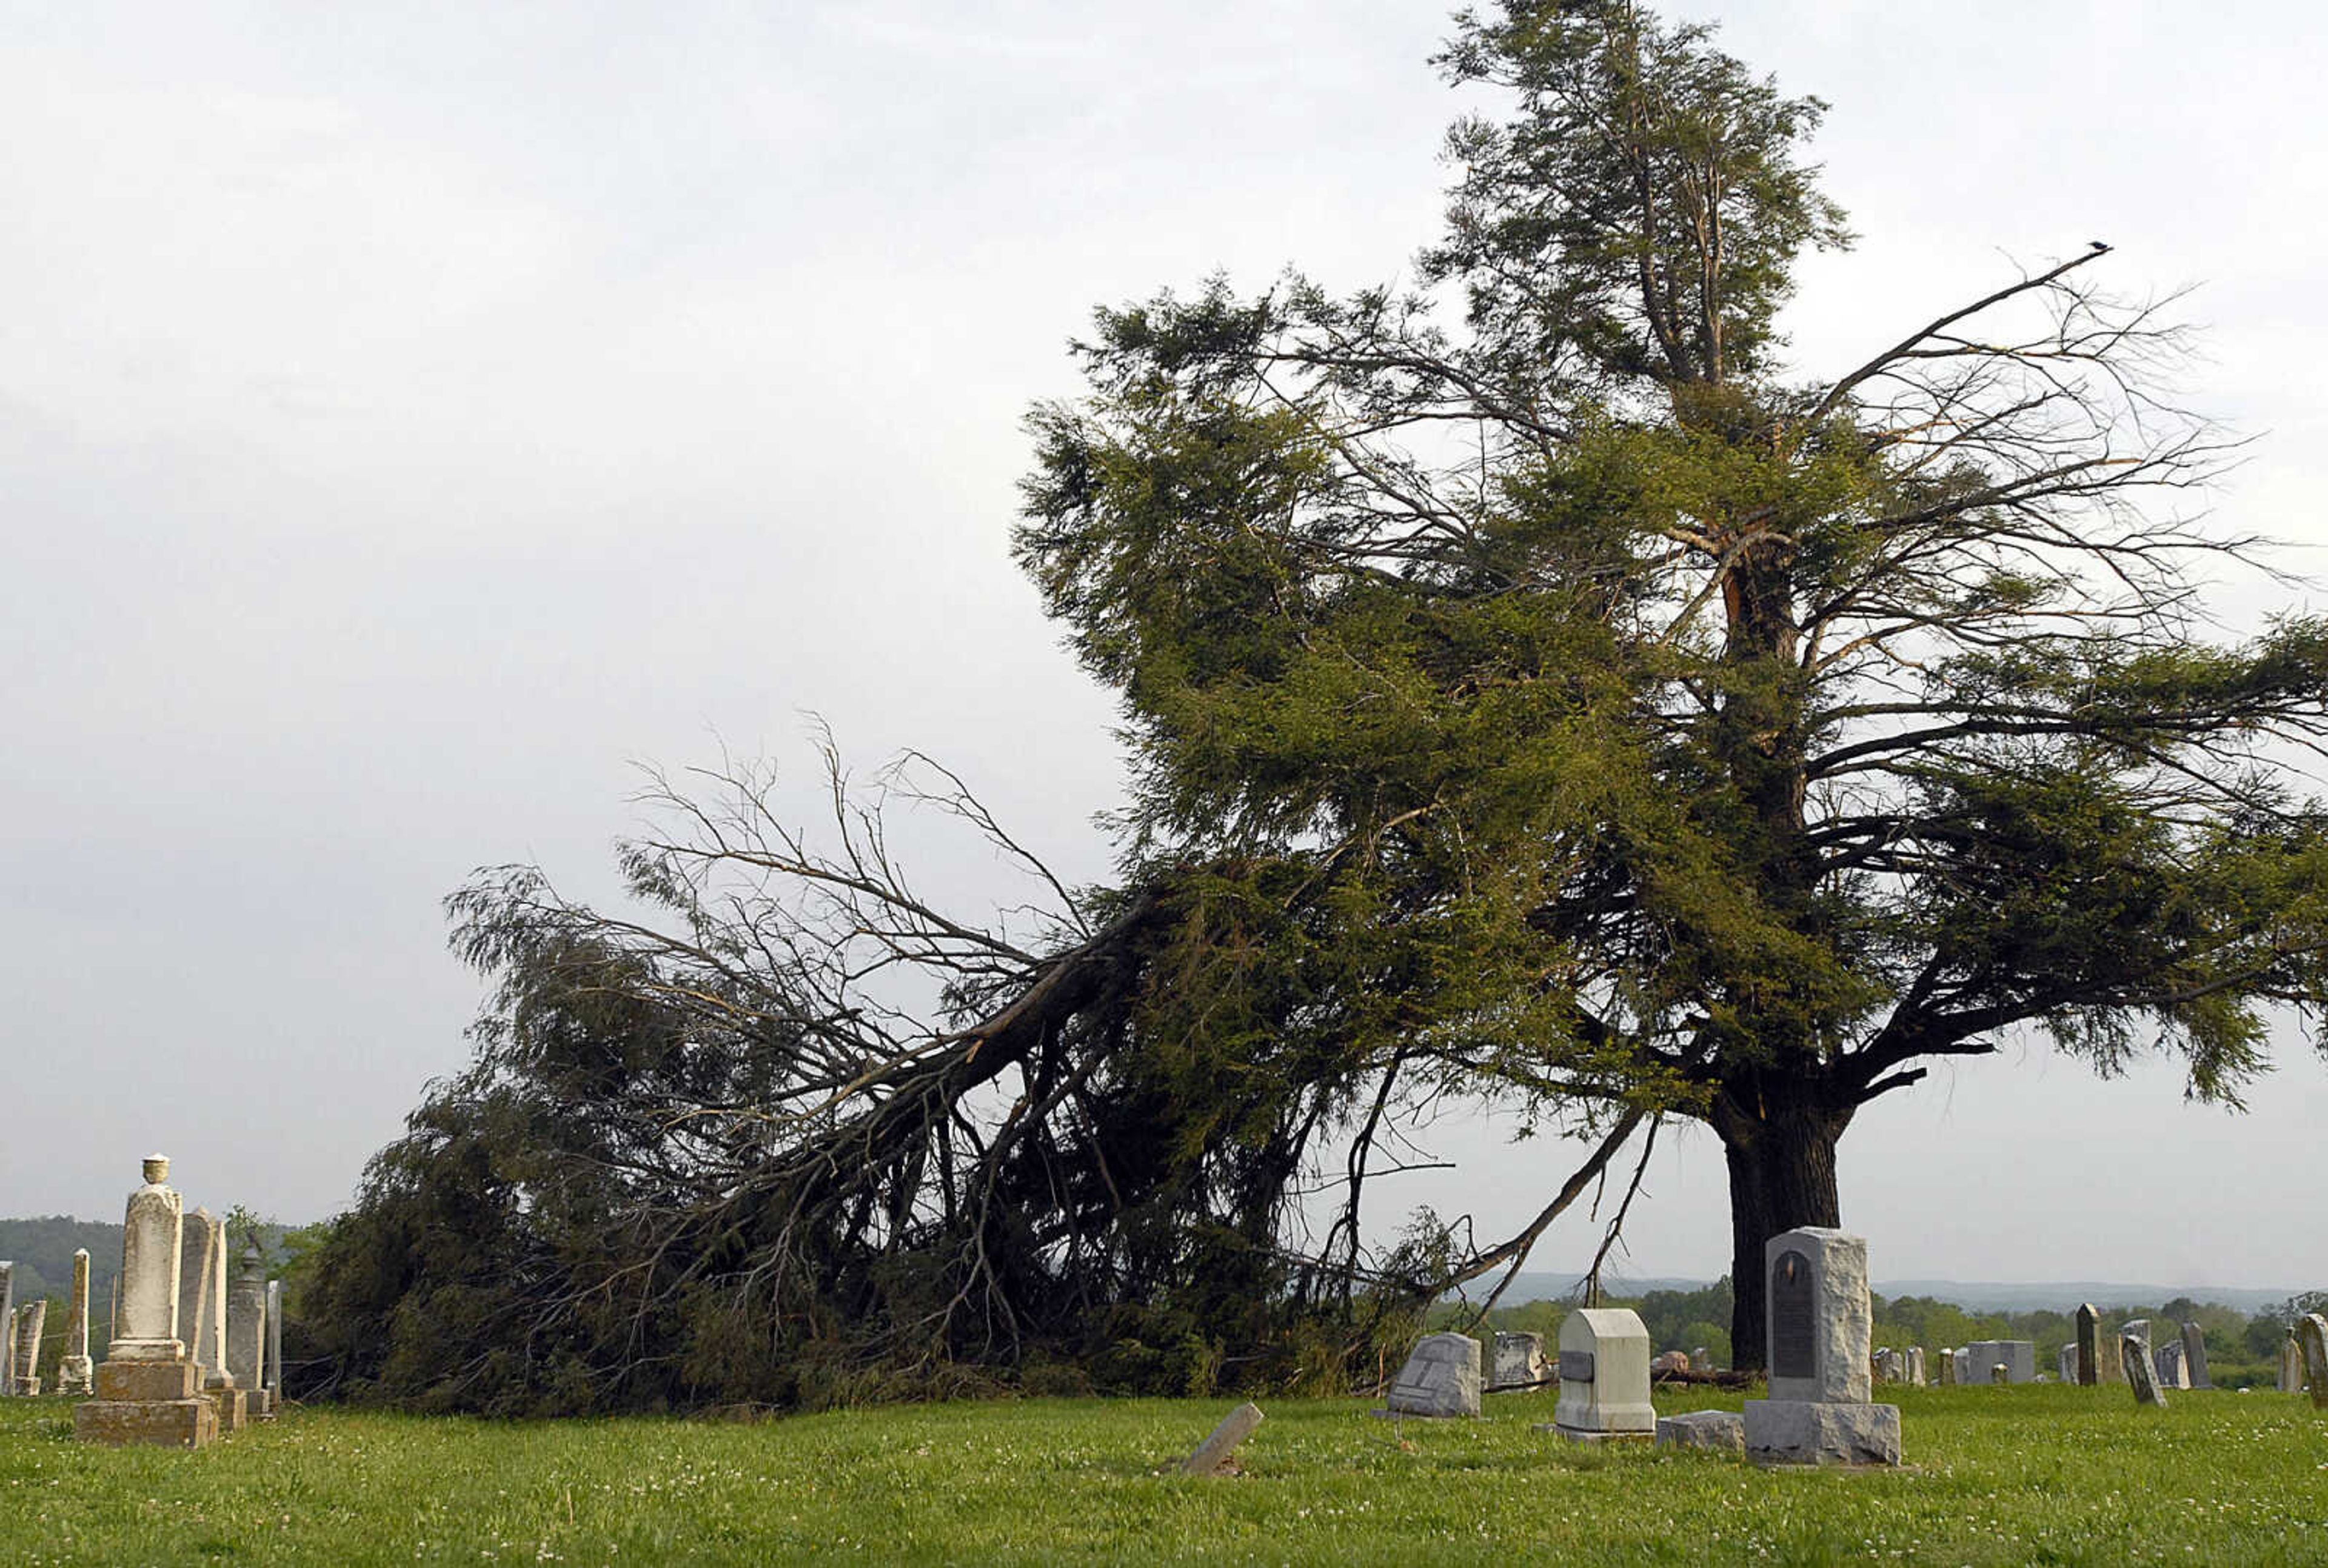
[142,1155,170,1185]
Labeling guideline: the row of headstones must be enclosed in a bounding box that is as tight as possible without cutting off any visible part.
[69,1156,286,1449]
[2053,1319,2207,1390]
[2063,1304,2210,1393]
[0,1249,98,1397]
[1383,1227,1904,1466]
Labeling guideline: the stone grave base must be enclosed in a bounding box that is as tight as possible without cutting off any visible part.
[1533,1422,1652,1443]
[74,1398,218,1449]
[96,1359,198,1400]
[205,1386,249,1432]
[1655,1409,1745,1454]
[1743,1398,1900,1467]
[251,1389,277,1420]
[56,1355,94,1396]
[15,1376,41,1396]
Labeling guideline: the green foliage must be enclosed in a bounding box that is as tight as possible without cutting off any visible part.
[1017,0,2328,1366]
[0,1215,119,1307]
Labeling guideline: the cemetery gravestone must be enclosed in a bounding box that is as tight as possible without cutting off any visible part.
[0,1260,13,1396]
[1493,1330,1548,1390]
[2075,1303,2116,1386]
[1553,1308,1655,1441]
[1961,1339,2035,1385]
[1651,1350,1691,1376]
[1905,1347,1925,1386]
[227,1244,269,1418]
[1379,1332,1481,1419]
[2278,1335,2304,1395]
[176,1209,219,1380]
[2178,1321,2212,1390]
[13,1299,48,1395]
[75,1155,217,1448]
[1655,1409,1745,1453]
[2296,1314,2328,1411]
[265,1279,283,1407]
[2122,1330,2167,1407]
[2155,1339,2187,1390]
[2058,1343,2079,1383]
[178,1210,245,1431]
[1937,1346,1955,1386]
[1180,1403,1263,1475]
[58,1247,94,1396]
[1741,1228,1901,1466]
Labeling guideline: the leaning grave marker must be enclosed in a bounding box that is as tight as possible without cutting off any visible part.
[1377,1332,1481,1419]
[1741,1227,1901,1466]
[2178,1321,2212,1390]
[13,1300,48,1395]
[2122,1330,2167,1408]
[2296,1314,2328,1411]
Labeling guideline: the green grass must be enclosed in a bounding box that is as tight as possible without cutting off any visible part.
[4,1383,2324,1564]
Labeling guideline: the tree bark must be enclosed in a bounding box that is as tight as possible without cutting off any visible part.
[1710,1080,1849,1373]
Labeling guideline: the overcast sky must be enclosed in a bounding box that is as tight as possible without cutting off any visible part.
[4,1,2323,1295]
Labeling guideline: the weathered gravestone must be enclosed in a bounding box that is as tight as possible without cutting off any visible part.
[2122,1330,2167,1407]
[1378,1332,1480,1419]
[1651,1349,1691,1376]
[1952,1347,1972,1384]
[1936,1346,1955,1386]
[57,1247,94,1396]
[2178,1322,2212,1390]
[1493,1330,1548,1390]
[2075,1303,2117,1386]
[1180,1402,1263,1475]
[176,1209,245,1432]
[1655,1408,1745,1453]
[1904,1347,1926,1387]
[1961,1339,2035,1385]
[1741,1228,1901,1466]
[176,1209,218,1381]
[1553,1308,1654,1441]
[75,1155,218,1448]
[1871,1347,1898,1383]
[13,1299,48,1395]
[265,1278,284,1409]
[1693,1345,1711,1370]
[2279,1335,2305,1394]
[0,1260,13,1396]
[2058,1343,2079,1383]
[2155,1338,2187,1390]
[227,1244,270,1419]
[2296,1314,2328,1411]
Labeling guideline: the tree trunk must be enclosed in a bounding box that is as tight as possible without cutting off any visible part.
[1710,1083,1849,1373]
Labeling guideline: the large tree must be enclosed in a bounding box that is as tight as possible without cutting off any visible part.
[1015,0,2328,1363]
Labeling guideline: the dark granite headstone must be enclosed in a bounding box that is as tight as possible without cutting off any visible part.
[1770,1249,1815,1380]
[2075,1303,2103,1386]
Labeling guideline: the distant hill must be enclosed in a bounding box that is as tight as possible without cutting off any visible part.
[1873,1279,2303,1315]
[1451,1268,2304,1316]
[1445,1270,1716,1304]
[0,1216,122,1306]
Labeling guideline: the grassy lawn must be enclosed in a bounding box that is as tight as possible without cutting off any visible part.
[3,1383,2324,1564]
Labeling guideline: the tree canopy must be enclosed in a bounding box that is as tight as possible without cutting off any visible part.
[1016,0,2328,1361]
